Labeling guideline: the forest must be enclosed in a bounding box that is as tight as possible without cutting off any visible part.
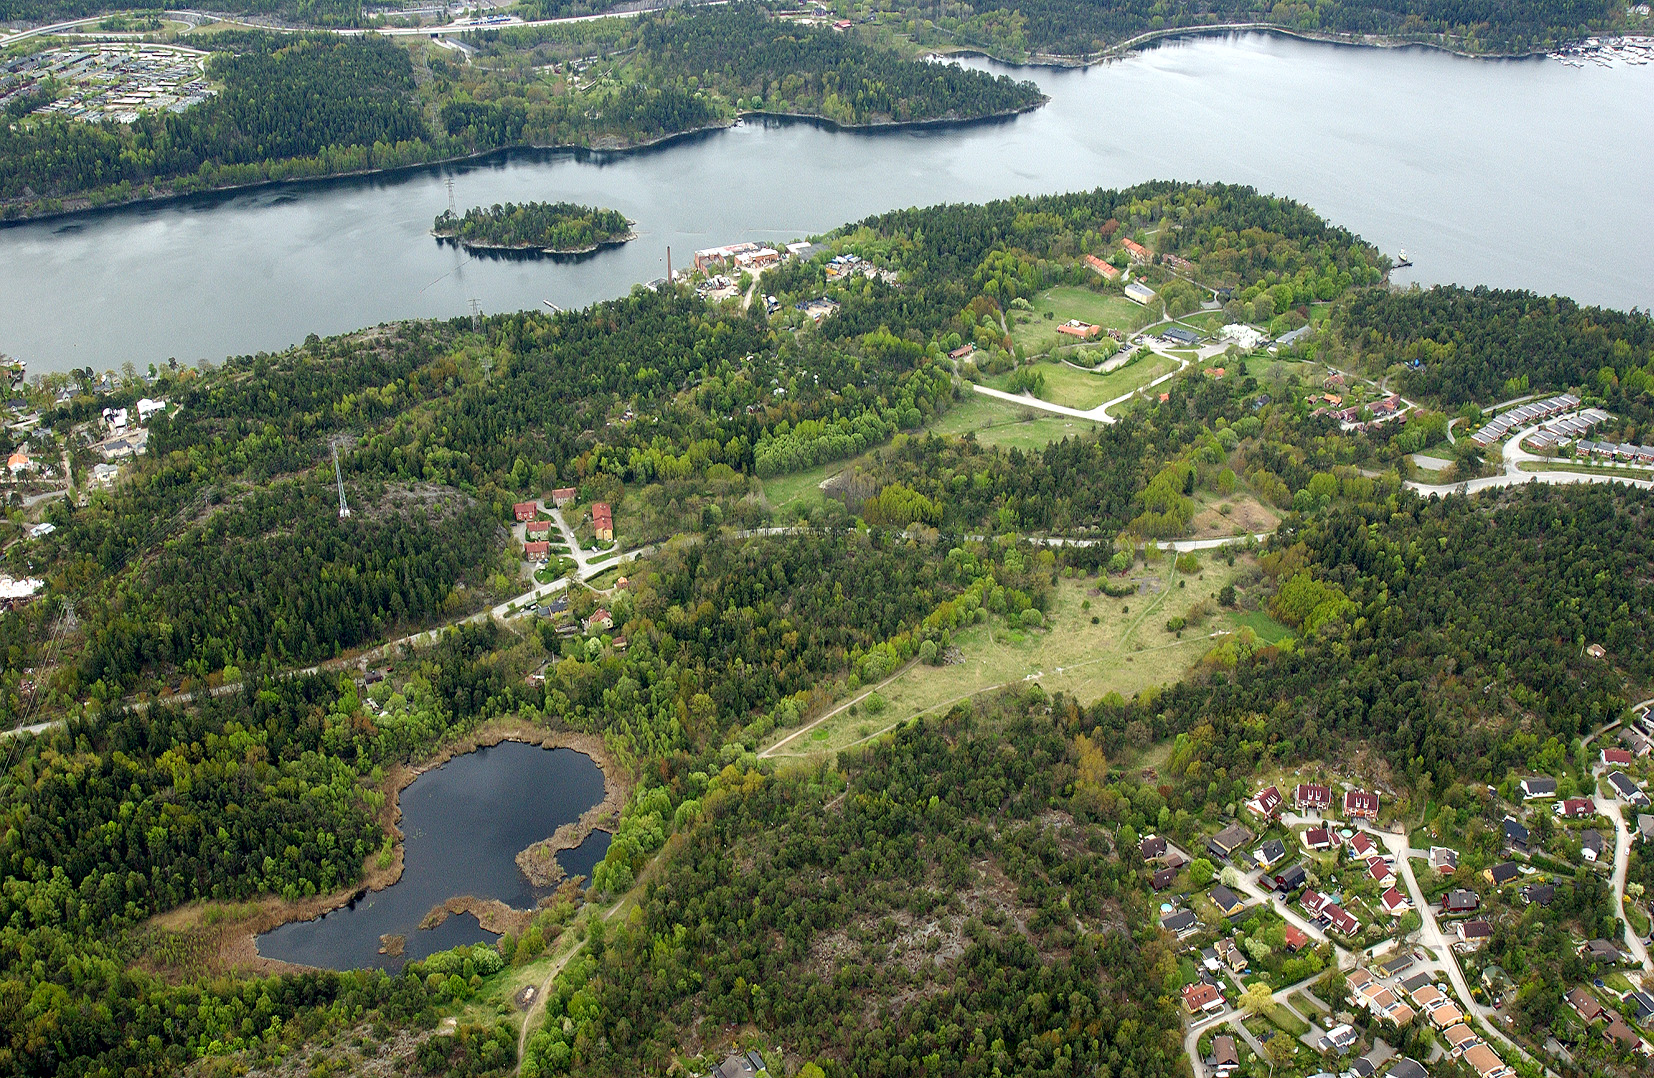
[432,200,634,252]
[6,178,1654,1078]
[0,0,360,25]
[0,7,1041,219]
[880,0,1620,58]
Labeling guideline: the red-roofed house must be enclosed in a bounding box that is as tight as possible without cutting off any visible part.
[1324,903,1360,936]
[591,502,613,542]
[1057,321,1101,340]
[1604,749,1634,766]
[1367,857,1396,886]
[1381,887,1411,916]
[1283,925,1309,951]
[1183,983,1224,1013]
[1084,254,1121,281]
[1556,797,1597,819]
[1247,785,1283,818]
[526,519,552,538]
[1296,783,1333,810]
[1303,826,1335,852]
[585,608,613,632]
[514,501,538,522]
[1348,832,1378,859]
[551,487,578,507]
[1121,238,1151,263]
[524,540,550,559]
[1345,789,1380,819]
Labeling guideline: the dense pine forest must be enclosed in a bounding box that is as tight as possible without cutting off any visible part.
[4,178,1654,1078]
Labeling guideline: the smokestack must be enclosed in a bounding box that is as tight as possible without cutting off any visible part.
[666,246,672,284]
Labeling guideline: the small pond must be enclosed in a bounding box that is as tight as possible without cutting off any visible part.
[257,741,605,970]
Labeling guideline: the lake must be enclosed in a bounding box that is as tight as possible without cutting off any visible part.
[257,740,606,971]
[1,31,1650,374]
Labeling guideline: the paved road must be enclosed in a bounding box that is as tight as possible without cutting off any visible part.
[1580,711,1654,974]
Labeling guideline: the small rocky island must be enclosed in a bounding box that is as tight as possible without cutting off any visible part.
[432,200,636,254]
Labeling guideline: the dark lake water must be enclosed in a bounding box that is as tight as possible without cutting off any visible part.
[556,827,613,882]
[257,740,606,971]
[1,31,1650,374]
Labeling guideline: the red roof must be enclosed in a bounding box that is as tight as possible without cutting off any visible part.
[1345,789,1380,816]
[1604,749,1634,765]
[1296,783,1332,806]
[1122,238,1150,258]
[1182,983,1222,1010]
[1349,832,1377,857]
[1283,925,1309,950]
[1083,253,1120,280]
[513,501,538,521]
[1381,886,1410,913]
[592,502,613,525]
[524,540,550,557]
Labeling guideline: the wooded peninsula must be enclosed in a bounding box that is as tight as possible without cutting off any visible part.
[432,201,634,254]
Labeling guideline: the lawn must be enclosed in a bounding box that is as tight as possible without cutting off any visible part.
[1009,286,1150,353]
[928,393,1100,449]
[762,556,1259,759]
[1227,609,1292,645]
[759,458,844,513]
[987,352,1178,412]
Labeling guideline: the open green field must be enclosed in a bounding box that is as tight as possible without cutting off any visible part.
[986,352,1178,412]
[1009,286,1148,353]
[762,554,1267,759]
[927,393,1099,449]
[759,458,842,513]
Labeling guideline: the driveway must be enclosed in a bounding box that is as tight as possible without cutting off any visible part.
[1589,761,1654,971]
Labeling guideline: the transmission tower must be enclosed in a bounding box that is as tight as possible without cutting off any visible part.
[469,297,482,331]
[446,177,456,215]
[333,442,351,519]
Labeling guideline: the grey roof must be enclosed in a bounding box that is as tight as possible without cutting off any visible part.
[1389,1059,1428,1078]
[1609,771,1641,797]
[1582,829,1605,852]
[1162,910,1198,932]
[1523,883,1557,905]
[1489,862,1520,885]
[1210,884,1243,911]
[1258,839,1287,862]
[1521,777,1558,796]
[1504,818,1530,843]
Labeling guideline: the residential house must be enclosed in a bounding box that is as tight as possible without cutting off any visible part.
[1410,984,1446,1010]
[525,519,552,538]
[1568,987,1606,1022]
[1585,642,1609,659]
[1430,846,1459,874]
[1121,238,1152,263]
[1367,857,1396,887]
[1255,839,1287,870]
[1581,829,1606,863]
[1389,1058,1428,1078]
[709,1051,765,1078]
[1207,823,1255,861]
[1485,862,1520,887]
[1608,770,1648,805]
[1296,783,1333,811]
[1323,902,1359,936]
[1057,320,1101,340]
[1151,866,1179,891]
[584,609,613,633]
[1182,982,1224,1014]
[1348,832,1378,859]
[1345,789,1380,819]
[524,540,551,560]
[1583,939,1622,964]
[551,487,577,507]
[1163,326,1200,346]
[1462,1044,1513,1078]
[1207,1034,1240,1078]
[1603,1017,1640,1050]
[1302,826,1336,852]
[1503,818,1530,852]
[1603,748,1635,767]
[947,344,975,360]
[1522,883,1556,906]
[1246,785,1283,818]
[1323,1024,1359,1051]
[1209,884,1246,918]
[1344,967,1373,994]
[1638,814,1654,843]
[1141,835,1168,860]
[1627,990,1654,1022]
[6,450,28,475]
[1429,1001,1465,1029]
[591,502,614,542]
[1556,797,1597,819]
[1216,937,1246,972]
[1381,887,1411,916]
[1442,890,1479,914]
[1457,920,1492,948]
[1442,1023,1481,1057]
[1161,910,1199,936]
[1283,925,1309,951]
[513,501,538,522]
[1273,864,1307,893]
[1520,777,1559,799]
[1083,254,1121,281]
[1399,972,1434,994]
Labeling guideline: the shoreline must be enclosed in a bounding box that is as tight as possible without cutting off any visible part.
[0,97,1043,227]
[431,228,638,256]
[134,718,630,979]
